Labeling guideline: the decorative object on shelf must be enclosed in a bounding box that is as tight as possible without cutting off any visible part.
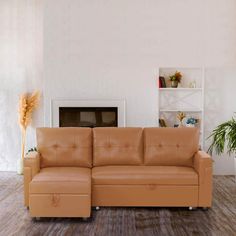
[169,71,182,88]
[18,90,40,175]
[189,80,197,88]
[159,76,166,88]
[185,117,198,127]
[159,118,167,127]
[176,111,186,127]
[207,115,236,180]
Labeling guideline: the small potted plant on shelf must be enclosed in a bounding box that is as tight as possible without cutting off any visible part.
[208,115,236,180]
[169,71,182,88]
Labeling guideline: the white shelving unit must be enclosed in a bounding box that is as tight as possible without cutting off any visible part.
[159,88,203,91]
[158,67,205,149]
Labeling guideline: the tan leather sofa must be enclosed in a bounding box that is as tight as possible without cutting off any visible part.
[24,127,212,218]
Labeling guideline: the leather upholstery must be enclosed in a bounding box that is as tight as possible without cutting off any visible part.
[144,127,199,166]
[24,127,213,218]
[92,185,198,207]
[24,151,40,206]
[92,166,198,185]
[30,167,91,194]
[29,167,91,217]
[30,194,91,217]
[194,151,213,207]
[93,128,143,166]
[37,127,92,168]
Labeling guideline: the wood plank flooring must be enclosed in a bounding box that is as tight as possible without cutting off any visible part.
[0,173,235,236]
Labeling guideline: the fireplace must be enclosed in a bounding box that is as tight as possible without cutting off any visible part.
[51,99,126,127]
[59,107,118,127]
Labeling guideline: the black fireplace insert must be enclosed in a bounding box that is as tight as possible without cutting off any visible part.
[59,107,118,128]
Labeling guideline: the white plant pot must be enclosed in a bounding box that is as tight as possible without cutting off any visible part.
[17,158,23,175]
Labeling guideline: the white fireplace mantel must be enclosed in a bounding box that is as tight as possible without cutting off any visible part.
[51,99,126,127]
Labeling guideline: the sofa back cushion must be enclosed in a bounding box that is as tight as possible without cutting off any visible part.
[93,128,143,166]
[144,127,199,167]
[37,127,92,168]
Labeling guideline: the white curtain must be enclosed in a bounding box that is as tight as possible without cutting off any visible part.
[0,0,43,171]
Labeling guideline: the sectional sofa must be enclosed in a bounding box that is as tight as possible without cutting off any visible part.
[24,127,213,218]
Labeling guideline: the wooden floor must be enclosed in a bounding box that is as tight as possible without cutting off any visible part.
[0,173,235,236]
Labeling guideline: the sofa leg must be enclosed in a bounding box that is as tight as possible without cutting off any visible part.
[95,206,100,211]
[82,217,88,221]
[202,207,209,211]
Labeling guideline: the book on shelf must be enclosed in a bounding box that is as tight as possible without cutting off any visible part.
[159,76,166,88]
[159,118,167,127]
[158,78,161,88]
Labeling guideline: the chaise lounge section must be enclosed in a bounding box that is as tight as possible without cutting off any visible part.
[24,128,92,218]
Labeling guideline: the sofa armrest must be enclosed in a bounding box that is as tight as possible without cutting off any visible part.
[24,151,40,207]
[193,151,213,207]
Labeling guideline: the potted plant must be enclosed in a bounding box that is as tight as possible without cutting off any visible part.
[169,71,182,88]
[208,115,236,179]
[18,90,40,175]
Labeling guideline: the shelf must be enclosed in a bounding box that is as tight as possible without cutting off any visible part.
[158,67,205,149]
[160,109,203,112]
[159,88,202,91]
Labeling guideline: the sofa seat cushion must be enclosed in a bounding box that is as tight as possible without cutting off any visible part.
[92,166,198,185]
[30,167,91,194]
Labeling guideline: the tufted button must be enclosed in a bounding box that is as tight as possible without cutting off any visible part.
[176,144,180,148]
[53,144,58,149]
[158,144,162,148]
[148,184,156,190]
[72,144,77,149]
[106,143,111,148]
[125,143,130,148]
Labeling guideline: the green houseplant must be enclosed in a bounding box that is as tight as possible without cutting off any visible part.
[169,71,182,88]
[208,115,236,178]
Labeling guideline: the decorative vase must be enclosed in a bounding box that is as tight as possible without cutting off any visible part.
[171,81,178,88]
[186,124,195,127]
[17,158,23,175]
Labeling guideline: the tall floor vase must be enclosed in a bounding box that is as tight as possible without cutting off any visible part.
[17,158,23,175]
[17,129,26,175]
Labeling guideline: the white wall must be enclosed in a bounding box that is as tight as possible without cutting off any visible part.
[0,0,236,173]
[0,0,43,171]
[205,68,236,174]
[44,0,236,174]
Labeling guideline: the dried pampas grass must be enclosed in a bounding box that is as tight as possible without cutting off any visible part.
[19,90,40,161]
